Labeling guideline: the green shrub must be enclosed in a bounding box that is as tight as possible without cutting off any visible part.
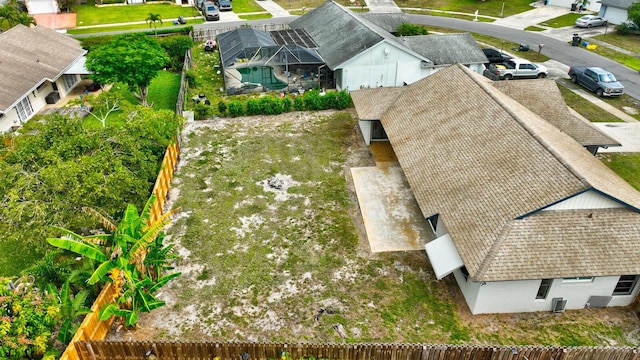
[158,35,194,70]
[194,102,211,120]
[0,277,60,359]
[228,100,244,117]
[217,100,228,116]
[322,91,337,109]
[293,96,305,111]
[246,98,261,116]
[259,96,282,115]
[615,22,636,35]
[281,97,292,112]
[335,90,352,110]
[304,89,324,110]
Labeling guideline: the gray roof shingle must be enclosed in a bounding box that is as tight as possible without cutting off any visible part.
[398,33,488,65]
[0,25,86,112]
[491,80,619,147]
[370,64,640,281]
[289,0,428,69]
[600,0,638,9]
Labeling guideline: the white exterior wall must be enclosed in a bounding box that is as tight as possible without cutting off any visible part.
[543,190,623,210]
[0,76,80,133]
[359,120,372,145]
[547,0,601,11]
[454,272,640,314]
[598,6,629,24]
[339,42,424,91]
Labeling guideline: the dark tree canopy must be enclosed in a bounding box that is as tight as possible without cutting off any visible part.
[86,34,169,106]
[628,1,640,27]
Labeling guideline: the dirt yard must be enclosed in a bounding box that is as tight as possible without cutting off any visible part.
[109,110,640,347]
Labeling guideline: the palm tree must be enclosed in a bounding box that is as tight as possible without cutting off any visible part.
[145,13,162,35]
[47,195,180,328]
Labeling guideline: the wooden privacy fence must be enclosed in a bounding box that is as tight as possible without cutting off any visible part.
[58,283,118,360]
[74,341,640,360]
[59,142,181,360]
[149,142,180,223]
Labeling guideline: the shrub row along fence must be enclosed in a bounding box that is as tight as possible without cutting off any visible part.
[59,141,181,360]
[192,23,289,42]
[74,341,640,360]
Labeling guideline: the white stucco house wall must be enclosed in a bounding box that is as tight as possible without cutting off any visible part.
[0,25,87,133]
[546,0,602,12]
[351,64,640,315]
[289,0,488,92]
[598,0,638,24]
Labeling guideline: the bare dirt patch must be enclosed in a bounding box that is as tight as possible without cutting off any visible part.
[109,111,640,346]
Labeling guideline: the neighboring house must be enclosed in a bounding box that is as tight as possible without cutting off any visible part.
[0,24,87,132]
[217,27,326,94]
[351,64,640,315]
[288,0,487,91]
[598,0,638,24]
[547,0,602,12]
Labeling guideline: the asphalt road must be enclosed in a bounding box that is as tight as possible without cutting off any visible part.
[195,14,640,100]
[406,14,640,100]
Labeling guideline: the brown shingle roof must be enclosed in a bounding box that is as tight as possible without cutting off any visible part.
[350,87,407,120]
[0,25,86,112]
[492,80,619,147]
[479,208,640,281]
[374,64,640,281]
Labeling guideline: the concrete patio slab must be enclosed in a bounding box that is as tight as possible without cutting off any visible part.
[593,122,640,153]
[351,163,434,253]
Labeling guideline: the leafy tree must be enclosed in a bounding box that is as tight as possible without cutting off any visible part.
[145,13,162,36]
[0,276,59,360]
[395,22,429,36]
[86,34,169,106]
[158,35,194,70]
[47,195,181,328]
[0,108,179,275]
[628,1,640,28]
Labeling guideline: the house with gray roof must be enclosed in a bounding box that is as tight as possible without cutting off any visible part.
[598,0,638,24]
[351,64,639,314]
[0,25,87,132]
[288,0,487,91]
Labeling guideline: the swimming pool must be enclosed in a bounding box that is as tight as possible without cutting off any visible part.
[237,66,288,90]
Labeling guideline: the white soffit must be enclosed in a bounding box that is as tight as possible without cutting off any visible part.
[424,233,464,280]
[64,56,91,75]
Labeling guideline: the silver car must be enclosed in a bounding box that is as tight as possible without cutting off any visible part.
[575,15,608,28]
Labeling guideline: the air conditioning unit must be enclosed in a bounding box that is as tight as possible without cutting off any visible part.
[551,297,567,313]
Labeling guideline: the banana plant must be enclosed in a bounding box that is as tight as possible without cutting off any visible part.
[47,281,91,344]
[46,194,181,328]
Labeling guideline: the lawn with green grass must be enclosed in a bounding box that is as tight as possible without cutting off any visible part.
[69,20,203,35]
[601,153,640,192]
[75,0,198,27]
[239,13,273,20]
[539,13,583,28]
[148,71,182,111]
[593,32,640,54]
[232,0,270,13]
[556,81,624,122]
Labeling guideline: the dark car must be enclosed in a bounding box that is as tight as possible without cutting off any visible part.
[218,0,232,11]
[202,1,220,21]
[482,48,512,64]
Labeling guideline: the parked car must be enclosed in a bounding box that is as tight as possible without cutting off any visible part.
[482,48,512,65]
[575,15,607,28]
[568,66,624,97]
[485,58,548,80]
[195,0,205,10]
[218,0,232,11]
[202,1,220,21]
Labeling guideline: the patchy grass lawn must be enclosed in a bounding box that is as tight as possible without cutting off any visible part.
[593,32,640,54]
[556,82,624,122]
[113,111,640,347]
